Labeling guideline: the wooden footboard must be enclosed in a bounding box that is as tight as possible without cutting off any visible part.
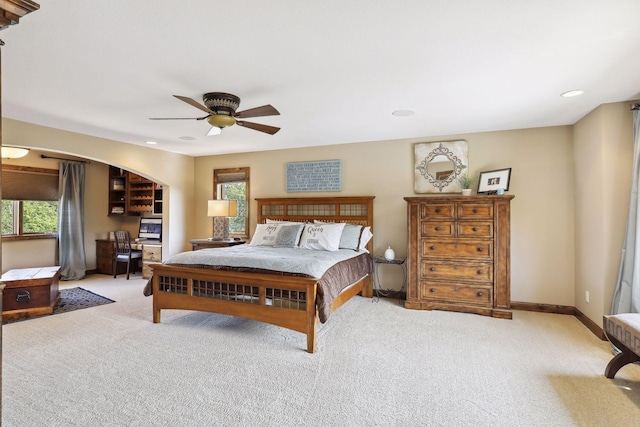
[151,263,372,353]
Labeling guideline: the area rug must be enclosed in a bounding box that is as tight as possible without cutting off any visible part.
[4,287,115,324]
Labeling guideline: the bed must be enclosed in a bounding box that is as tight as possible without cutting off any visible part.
[146,196,375,353]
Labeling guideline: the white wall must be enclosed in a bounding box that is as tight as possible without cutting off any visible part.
[573,102,634,321]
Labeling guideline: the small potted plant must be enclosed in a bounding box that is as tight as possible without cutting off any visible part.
[458,173,474,196]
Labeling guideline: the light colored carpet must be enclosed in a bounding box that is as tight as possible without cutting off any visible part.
[3,275,640,426]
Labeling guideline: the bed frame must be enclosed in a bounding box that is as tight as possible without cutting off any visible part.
[150,196,375,353]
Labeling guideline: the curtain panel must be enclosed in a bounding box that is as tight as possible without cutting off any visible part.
[57,161,86,280]
[611,109,640,314]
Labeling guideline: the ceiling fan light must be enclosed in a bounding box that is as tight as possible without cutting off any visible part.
[207,114,236,129]
[207,126,222,136]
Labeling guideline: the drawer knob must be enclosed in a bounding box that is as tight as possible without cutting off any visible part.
[472,227,478,232]
[430,288,436,293]
[477,247,483,252]
[429,245,436,250]
[477,269,484,275]
[430,267,436,271]
[435,226,440,231]
[16,290,31,303]
[477,291,484,297]
[435,208,441,213]
[473,208,478,213]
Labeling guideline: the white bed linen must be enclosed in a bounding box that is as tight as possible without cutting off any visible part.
[162,245,366,279]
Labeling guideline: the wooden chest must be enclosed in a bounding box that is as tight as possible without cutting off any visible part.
[1,266,61,321]
[404,195,514,318]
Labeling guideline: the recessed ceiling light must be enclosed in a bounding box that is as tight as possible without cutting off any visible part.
[145,140,157,145]
[392,109,415,117]
[561,90,584,98]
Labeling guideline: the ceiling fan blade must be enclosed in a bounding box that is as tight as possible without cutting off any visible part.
[236,120,280,135]
[234,104,280,119]
[149,115,209,120]
[173,95,216,115]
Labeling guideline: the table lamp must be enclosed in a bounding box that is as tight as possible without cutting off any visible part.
[208,199,238,241]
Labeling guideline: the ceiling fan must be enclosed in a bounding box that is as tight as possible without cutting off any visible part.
[150,92,280,136]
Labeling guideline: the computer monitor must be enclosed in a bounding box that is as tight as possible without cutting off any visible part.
[138,217,162,240]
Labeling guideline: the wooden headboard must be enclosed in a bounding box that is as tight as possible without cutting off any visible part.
[255,196,375,251]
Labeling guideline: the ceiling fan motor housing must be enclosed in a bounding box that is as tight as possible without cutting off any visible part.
[203,92,240,116]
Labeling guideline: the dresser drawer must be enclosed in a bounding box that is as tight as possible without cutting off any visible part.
[421,240,493,259]
[420,281,493,306]
[420,260,493,282]
[457,221,494,238]
[420,204,455,220]
[143,245,162,262]
[457,203,493,220]
[421,221,455,237]
[142,263,155,279]
[96,241,115,258]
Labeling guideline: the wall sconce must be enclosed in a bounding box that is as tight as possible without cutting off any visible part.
[207,199,238,241]
[1,147,30,159]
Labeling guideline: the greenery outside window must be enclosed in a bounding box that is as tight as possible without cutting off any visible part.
[1,200,58,236]
[213,167,249,239]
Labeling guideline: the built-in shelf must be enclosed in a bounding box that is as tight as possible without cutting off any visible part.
[108,166,162,216]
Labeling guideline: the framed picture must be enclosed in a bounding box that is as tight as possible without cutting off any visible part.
[477,168,511,194]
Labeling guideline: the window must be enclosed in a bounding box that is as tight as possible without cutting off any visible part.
[1,200,58,236]
[1,165,59,239]
[213,167,249,239]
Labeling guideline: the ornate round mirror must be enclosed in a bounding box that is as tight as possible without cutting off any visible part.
[414,141,469,193]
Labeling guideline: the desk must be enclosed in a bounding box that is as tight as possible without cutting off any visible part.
[1,266,61,321]
[189,239,246,251]
[95,239,161,279]
[373,256,407,301]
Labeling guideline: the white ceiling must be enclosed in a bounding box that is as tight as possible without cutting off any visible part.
[1,0,639,157]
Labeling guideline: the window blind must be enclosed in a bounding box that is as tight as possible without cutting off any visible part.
[1,166,59,201]
[215,171,247,183]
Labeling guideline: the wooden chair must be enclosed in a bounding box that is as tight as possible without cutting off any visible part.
[113,230,143,280]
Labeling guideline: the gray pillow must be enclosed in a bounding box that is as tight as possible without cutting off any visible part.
[339,224,364,250]
[274,224,304,248]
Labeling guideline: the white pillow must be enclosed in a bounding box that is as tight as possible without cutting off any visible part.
[249,223,282,246]
[299,223,346,251]
[358,226,373,252]
[313,220,363,251]
[265,219,304,224]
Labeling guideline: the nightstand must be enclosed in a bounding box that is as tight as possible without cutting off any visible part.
[373,255,407,301]
[189,239,246,251]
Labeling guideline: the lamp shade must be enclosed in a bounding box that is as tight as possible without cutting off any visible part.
[207,199,238,217]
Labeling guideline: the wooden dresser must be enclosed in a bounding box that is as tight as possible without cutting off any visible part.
[404,195,514,319]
